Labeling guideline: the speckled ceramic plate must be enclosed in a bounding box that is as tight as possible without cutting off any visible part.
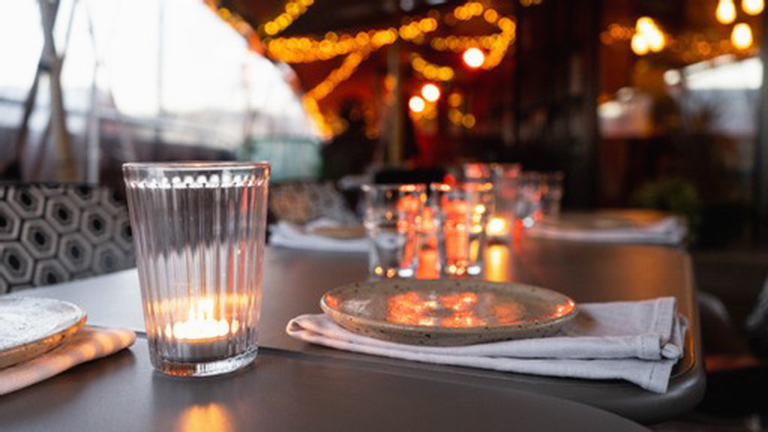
[321,280,577,346]
[0,297,86,369]
[310,225,367,240]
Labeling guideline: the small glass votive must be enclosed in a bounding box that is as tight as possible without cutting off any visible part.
[123,162,269,377]
[431,182,494,277]
[362,184,425,279]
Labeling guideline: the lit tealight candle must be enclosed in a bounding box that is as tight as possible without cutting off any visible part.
[486,216,509,239]
[164,298,240,362]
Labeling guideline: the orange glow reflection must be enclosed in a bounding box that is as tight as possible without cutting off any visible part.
[553,301,576,318]
[440,292,478,311]
[441,310,485,328]
[324,294,340,310]
[485,244,510,282]
[388,292,439,326]
[416,249,440,279]
[492,302,525,323]
[387,291,492,328]
[176,403,234,432]
[443,199,470,274]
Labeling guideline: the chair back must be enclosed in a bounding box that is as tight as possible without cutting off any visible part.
[0,184,135,293]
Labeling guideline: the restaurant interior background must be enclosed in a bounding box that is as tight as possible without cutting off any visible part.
[2,0,768,427]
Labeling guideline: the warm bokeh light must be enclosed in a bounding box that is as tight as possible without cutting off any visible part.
[448,92,464,107]
[631,33,650,55]
[632,17,665,54]
[462,47,486,68]
[486,217,509,237]
[461,113,477,128]
[421,83,441,102]
[409,95,426,113]
[635,17,656,33]
[646,29,666,52]
[261,0,314,37]
[742,0,765,15]
[731,22,754,49]
[717,0,737,24]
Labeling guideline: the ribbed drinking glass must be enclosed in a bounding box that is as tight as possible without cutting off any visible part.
[123,162,269,377]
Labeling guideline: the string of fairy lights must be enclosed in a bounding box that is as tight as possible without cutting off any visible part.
[207,1,524,138]
[601,0,761,59]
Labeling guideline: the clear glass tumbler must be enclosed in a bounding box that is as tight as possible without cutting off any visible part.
[123,162,269,377]
[538,171,565,218]
[362,184,425,279]
[431,182,494,277]
[512,172,544,229]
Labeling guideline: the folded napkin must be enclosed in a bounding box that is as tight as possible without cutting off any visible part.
[287,297,686,393]
[270,218,369,253]
[528,216,686,245]
[0,327,136,396]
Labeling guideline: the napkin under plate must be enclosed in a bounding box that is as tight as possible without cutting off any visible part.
[287,297,686,393]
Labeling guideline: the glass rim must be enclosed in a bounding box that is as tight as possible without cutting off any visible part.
[123,161,270,172]
[430,182,493,192]
[361,183,426,192]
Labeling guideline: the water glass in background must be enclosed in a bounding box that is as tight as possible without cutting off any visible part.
[489,164,522,239]
[513,172,544,229]
[362,184,425,279]
[431,182,494,277]
[539,171,565,218]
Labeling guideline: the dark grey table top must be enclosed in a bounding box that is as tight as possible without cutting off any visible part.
[14,238,705,423]
[0,341,649,432]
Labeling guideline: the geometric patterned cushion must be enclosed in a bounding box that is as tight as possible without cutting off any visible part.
[269,181,357,225]
[0,183,135,293]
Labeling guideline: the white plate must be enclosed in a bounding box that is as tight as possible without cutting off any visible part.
[321,279,577,346]
[0,297,86,369]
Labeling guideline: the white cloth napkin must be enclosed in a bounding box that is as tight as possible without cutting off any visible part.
[0,327,136,396]
[287,297,686,393]
[270,218,369,253]
[528,216,686,245]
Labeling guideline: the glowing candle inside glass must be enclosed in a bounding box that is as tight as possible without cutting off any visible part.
[486,216,510,241]
[163,298,242,363]
[167,299,233,340]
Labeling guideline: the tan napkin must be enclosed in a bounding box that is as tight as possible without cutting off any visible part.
[0,327,136,396]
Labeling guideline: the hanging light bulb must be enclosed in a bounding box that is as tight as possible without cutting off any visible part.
[742,0,764,15]
[646,29,666,52]
[409,96,426,113]
[631,33,650,55]
[421,83,441,102]
[635,17,656,34]
[731,22,754,49]
[462,48,486,68]
[716,0,737,24]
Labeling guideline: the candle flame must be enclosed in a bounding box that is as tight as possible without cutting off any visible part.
[169,298,234,340]
[487,217,508,236]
